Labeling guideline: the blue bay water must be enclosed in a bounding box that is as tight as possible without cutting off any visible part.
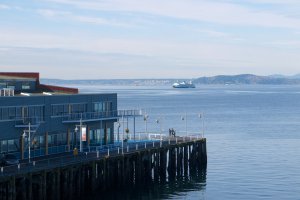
[77,84,300,200]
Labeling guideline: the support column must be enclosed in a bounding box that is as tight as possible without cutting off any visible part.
[28,173,32,200]
[104,122,107,145]
[45,132,48,155]
[87,126,90,146]
[20,135,24,160]
[67,128,71,152]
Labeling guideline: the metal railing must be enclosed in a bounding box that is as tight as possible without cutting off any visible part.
[15,116,42,127]
[118,109,143,117]
[62,111,119,122]
[0,135,204,177]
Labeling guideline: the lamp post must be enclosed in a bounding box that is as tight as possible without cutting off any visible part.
[74,114,83,152]
[22,122,31,163]
[122,115,124,154]
[156,118,162,141]
[181,113,188,137]
[143,113,149,138]
[117,121,121,143]
[198,113,204,138]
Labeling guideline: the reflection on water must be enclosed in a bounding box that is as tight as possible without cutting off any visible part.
[87,166,207,200]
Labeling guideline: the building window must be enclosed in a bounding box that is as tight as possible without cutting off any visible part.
[93,102,103,112]
[0,107,9,121]
[107,128,111,144]
[0,140,7,153]
[7,139,18,152]
[8,107,15,119]
[93,101,112,112]
[22,82,31,90]
[51,104,68,116]
[57,133,67,146]
[104,101,112,111]
[48,133,67,147]
[7,82,15,90]
[51,103,86,116]
[0,82,6,89]
[39,136,45,148]
[70,103,87,113]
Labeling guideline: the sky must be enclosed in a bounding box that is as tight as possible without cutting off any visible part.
[0,0,300,79]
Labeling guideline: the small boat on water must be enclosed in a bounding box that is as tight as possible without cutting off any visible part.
[173,81,196,88]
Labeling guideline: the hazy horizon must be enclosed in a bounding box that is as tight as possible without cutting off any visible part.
[1,1,300,79]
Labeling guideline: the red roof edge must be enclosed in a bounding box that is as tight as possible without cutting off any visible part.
[0,72,40,80]
[38,84,79,94]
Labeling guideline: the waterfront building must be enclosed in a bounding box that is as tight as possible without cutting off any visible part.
[0,72,118,159]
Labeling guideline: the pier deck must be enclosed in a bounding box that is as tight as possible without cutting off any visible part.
[0,136,207,200]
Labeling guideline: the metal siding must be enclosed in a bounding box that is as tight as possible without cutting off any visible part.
[0,93,117,139]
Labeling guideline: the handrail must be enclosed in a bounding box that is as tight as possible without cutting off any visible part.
[0,136,204,177]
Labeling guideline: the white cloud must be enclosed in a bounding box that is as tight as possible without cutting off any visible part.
[36,9,133,27]
[44,0,300,29]
[37,9,71,17]
[1,28,300,78]
[0,4,10,9]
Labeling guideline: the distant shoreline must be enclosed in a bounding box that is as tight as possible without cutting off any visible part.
[41,74,300,86]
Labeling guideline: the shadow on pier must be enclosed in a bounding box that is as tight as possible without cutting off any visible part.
[0,138,207,200]
[87,166,207,200]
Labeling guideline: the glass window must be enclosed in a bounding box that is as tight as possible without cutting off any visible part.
[51,104,65,116]
[100,129,105,145]
[22,82,31,90]
[89,130,94,143]
[8,139,17,152]
[1,107,8,120]
[8,107,15,119]
[0,140,7,153]
[48,135,57,147]
[40,136,45,147]
[93,102,103,112]
[107,128,111,144]
[16,107,22,119]
[32,136,39,149]
[0,82,6,89]
[57,133,67,146]
[101,101,112,112]
[70,103,87,113]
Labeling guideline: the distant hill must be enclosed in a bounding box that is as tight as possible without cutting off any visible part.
[41,74,300,86]
[193,74,300,85]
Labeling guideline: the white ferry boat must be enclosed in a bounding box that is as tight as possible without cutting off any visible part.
[172,81,196,88]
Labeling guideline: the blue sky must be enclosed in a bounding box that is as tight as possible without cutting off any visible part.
[0,0,300,79]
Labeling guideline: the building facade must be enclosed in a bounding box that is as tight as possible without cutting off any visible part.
[0,73,118,159]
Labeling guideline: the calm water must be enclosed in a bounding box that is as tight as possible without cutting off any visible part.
[77,84,300,200]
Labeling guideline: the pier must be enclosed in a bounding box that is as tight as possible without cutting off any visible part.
[0,136,207,200]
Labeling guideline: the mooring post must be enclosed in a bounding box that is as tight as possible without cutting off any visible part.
[176,147,181,177]
[28,173,32,200]
[8,176,16,200]
[69,168,74,199]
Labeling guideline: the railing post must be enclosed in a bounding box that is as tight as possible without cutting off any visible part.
[118,147,120,154]
[97,151,99,158]
[136,144,138,150]
[127,145,129,152]
[107,148,110,157]
[153,141,155,147]
[145,142,147,149]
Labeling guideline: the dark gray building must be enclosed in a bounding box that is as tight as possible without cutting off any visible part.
[0,73,118,159]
